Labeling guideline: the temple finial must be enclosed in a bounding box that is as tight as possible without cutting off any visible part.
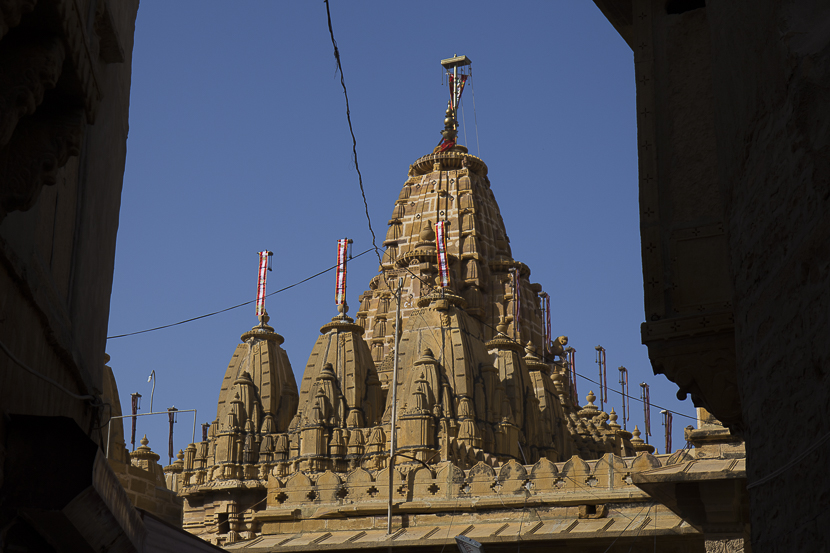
[436,55,472,152]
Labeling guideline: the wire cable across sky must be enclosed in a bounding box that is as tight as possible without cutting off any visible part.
[106,248,374,339]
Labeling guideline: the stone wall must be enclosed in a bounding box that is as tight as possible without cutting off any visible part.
[0,0,139,450]
[0,0,141,549]
[593,0,830,550]
[110,457,184,528]
[704,2,830,550]
[181,451,707,546]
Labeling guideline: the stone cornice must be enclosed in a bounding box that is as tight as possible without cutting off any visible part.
[409,151,488,176]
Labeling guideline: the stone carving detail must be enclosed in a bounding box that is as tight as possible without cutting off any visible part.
[0,0,129,222]
[0,0,37,41]
[0,36,66,147]
[704,538,744,553]
[0,108,84,219]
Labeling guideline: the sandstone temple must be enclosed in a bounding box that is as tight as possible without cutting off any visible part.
[159,57,749,552]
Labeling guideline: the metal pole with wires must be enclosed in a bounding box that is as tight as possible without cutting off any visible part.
[387,277,404,535]
[565,347,577,403]
[640,383,651,444]
[594,345,607,411]
[148,370,156,414]
[618,367,629,431]
[661,410,673,454]
[130,392,142,451]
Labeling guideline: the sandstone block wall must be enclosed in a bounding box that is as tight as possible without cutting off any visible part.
[705,2,830,549]
[593,0,830,550]
[110,458,184,527]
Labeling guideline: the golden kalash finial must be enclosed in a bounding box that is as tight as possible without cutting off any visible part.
[435,54,472,153]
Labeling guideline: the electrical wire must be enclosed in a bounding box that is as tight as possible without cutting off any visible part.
[573,370,695,422]
[746,427,830,490]
[470,69,481,158]
[460,98,468,149]
[106,248,373,339]
[323,0,382,268]
[0,337,95,401]
[601,502,653,553]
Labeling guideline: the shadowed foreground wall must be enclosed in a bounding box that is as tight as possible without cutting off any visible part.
[593,0,830,550]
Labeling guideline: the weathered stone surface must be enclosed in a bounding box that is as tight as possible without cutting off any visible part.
[594,1,830,550]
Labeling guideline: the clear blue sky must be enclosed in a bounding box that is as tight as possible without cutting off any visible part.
[105,1,695,462]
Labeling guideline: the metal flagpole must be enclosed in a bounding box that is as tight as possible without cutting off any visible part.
[148,370,156,414]
[618,366,629,430]
[640,383,651,444]
[106,408,197,459]
[387,277,404,535]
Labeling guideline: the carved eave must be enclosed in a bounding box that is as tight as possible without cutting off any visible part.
[395,246,439,267]
[241,324,285,344]
[641,312,743,433]
[525,357,550,374]
[409,151,488,176]
[485,334,523,353]
[416,289,467,309]
[489,257,530,277]
[632,458,749,536]
[319,315,364,335]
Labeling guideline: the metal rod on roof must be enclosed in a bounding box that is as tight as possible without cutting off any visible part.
[105,409,197,460]
[618,367,629,431]
[387,277,404,535]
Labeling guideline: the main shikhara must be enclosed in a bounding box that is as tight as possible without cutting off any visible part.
[163,57,743,552]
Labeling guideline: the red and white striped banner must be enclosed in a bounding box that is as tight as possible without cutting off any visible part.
[435,221,450,288]
[335,238,348,305]
[448,74,468,112]
[256,250,272,317]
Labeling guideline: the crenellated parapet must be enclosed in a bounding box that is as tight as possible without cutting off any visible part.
[256,452,665,521]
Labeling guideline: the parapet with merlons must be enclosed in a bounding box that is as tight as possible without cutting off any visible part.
[258,452,665,519]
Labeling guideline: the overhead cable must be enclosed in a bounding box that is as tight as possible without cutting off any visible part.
[106,248,373,339]
[323,0,382,268]
[0,337,95,401]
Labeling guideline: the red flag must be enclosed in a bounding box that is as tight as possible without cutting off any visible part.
[448,74,468,112]
[335,238,348,305]
[436,221,450,288]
